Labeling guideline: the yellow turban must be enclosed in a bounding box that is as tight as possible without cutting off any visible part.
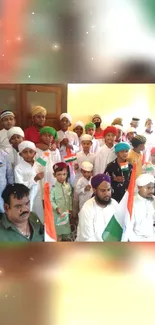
[31,106,47,117]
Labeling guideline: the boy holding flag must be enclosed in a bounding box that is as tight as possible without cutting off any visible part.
[105,142,133,202]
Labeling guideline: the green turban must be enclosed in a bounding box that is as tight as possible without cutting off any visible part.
[85,122,96,130]
[40,126,58,139]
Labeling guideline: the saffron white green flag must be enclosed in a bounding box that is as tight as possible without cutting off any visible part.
[102,164,136,242]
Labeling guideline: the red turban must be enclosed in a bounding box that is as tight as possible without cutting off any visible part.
[103,126,118,137]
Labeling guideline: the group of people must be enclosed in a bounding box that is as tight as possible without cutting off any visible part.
[0,106,155,242]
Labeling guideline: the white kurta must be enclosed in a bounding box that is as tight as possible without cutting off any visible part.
[76,197,119,241]
[36,148,61,191]
[126,194,155,242]
[73,151,96,186]
[80,138,100,154]
[143,131,155,162]
[8,148,23,168]
[76,176,93,210]
[0,128,13,154]
[94,144,116,175]
[14,160,44,223]
[57,130,79,159]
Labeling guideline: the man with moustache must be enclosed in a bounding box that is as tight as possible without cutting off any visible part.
[0,183,44,242]
[76,174,119,241]
[123,173,155,242]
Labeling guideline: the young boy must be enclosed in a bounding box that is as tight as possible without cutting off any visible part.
[73,121,84,147]
[74,134,95,183]
[76,161,93,210]
[50,162,72,241]
[24,106,47,144]
[7,126,24,167]
[127,135,146,178]
[85,122,100,154]
[94,126,118,174]
[114,125,123,143]
[105,142,133,202]
[36,126,61,190]
[126,127,136,146]
[0,110,16,154]
[57,113,79,186]
[0,150,14,217]
[14,141,44,223]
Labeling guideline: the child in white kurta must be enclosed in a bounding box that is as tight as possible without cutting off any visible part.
[14,141,44,223]
[72,134,95,219]
[73,121,84,149]
[94,126,117,175]
[57,113,79,185]
[76,161,93,211]
[0,110,16,154]
[85,122,100,154]
[7,127,24,168]
[36,126,61,191]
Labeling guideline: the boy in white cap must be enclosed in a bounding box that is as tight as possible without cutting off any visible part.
[73,121,84,146]
[57,113,79,160]
[76,161,93,210]
[85,122,100,154]
[125,127,136,146]
[72,134,95,219]
[123,173,155,242]
[0,110,16,154]
[7,126,24,167]
[14,141,44,223]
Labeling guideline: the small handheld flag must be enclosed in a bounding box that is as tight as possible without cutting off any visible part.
[37,151,50,167]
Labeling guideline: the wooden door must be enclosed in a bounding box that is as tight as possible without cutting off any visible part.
[20,84,67,130]
[0,84,21,129]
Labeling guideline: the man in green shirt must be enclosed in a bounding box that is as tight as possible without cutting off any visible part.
[0,183,44,242]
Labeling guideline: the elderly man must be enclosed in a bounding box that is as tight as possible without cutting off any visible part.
[24,106,47,144]
[76,174,119,241]
[0,183,44,242]
[123,173,155,242]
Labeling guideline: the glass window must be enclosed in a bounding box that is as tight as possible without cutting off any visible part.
[27,90,57,114]
[0,89,16,112]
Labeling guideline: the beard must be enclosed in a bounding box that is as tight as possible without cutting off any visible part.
[95,195,111,206]
[146,196,154,201]
[94,122,101,128]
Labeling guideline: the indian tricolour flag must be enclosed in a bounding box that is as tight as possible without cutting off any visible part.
[120,162,129,172]
[102,163,136,242]
[44,182,57,242]
[37,151,50,167]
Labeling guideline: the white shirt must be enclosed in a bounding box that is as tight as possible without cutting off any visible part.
[76,176,93,210]
[76,197,119,241]
[127,194,155,242]
[73,151,96,186]
[36,148,61,190]
[14,160,44,223]
[57,130,79,159]
[8,148,23,168]
[0,128,13,154]
[94,144,116,175]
